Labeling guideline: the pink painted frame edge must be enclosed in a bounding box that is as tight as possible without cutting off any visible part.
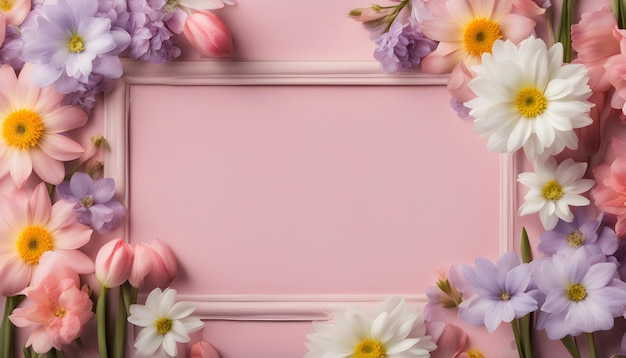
[102,59,516,321]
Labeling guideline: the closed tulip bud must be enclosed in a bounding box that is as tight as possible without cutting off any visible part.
[149,239,177,287]
[128,242,155,288]
[190,341,221,358]
[183,10,233,58]
[95,238,133,288]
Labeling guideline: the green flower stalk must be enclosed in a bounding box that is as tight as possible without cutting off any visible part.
[557,0,575,62]
[96,286,108,358]
[1,295,23,358]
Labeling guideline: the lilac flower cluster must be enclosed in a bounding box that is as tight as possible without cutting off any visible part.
[374,21,437,73]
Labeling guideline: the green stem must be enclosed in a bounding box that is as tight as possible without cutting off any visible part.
[22,346,31,358]
[131,287,139,307]
[557,0,575,62]
[520,227,533,264]
[55,349,65,358]
[621,0,626,28]
[511,319,524,358]
[1,295,23,358]
[520,313,532,358]
[96,286,109,358]
[560,335,581,358]
[113,283,131,358]
[586,332,597,358]
[383,0,409,33]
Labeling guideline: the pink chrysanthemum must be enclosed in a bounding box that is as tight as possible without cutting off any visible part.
[420,0,536,74]
[0,183,93,296]
[0,63,87,187]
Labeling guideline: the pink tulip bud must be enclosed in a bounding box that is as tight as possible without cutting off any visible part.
[190,341,221,358]
[183,10,233,58]
[148,239,177,287]
[128,242,156,288]
[95,238,133,288]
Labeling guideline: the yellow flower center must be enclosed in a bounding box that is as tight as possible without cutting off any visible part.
[542,180,563,201]
[500,291,511,301]
[466,349,485,358]
[68,34,86,53]
[515,87,548,118]
[16,225,54,265]
[463,18,502,57]
[567,230,585,247]
[567,283,587,302]
[0,0,14,12]
[2,109,44,149]
[55,307,67,318]
[80,195,94,208]
[354,338,386,358]
[155,318,173,335]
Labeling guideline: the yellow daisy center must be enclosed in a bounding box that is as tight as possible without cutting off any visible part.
[68,34,86,53]
[567,230,585,247]
[16,225,54,265]
[55,307,67,318]
[542,180,563,201]
[155,318,173,335]
[500,291,511,301]
[80,195,94,208]
[0,0,14,12]
[2,109,44,149]
[354,338,386,358]
[466,349,485,358]
[463,18,502,57]
[567,283,587,302]
[515,87,548,118]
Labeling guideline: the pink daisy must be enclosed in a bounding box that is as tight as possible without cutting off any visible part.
[0,63,87,188]
[420,0,536,74]
[0,182,93,296]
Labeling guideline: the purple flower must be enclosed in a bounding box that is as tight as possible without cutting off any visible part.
[126,0,181,63]
[533,249,626,339]
[0,25,24,69]
[424,264,472,320]
[373,20,437,73]
[56,172,126,234]
[458,252,538,332]
[538,206,618,257]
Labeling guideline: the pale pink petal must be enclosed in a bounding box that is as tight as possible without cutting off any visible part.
[445,0,474,23]
[513,0,546,17]
[43,250,94,275]
[499,14,536,44]
[421,19,463,43]
[128,243,155,288]
[42,106,88,133]
[14,63,40,109]
[47,200,78,232]
[34,86,65,115]
[0,189,29,234]
[29,182,52,224]
[0,254,32,296]
[3,0,31,26]
[27,327,54,354]
[10,149,33,188]
[38,134,84,161]
[30,148,65,185]
[421,47,466,74]
[0,64,18,102]
[52,224,93,250]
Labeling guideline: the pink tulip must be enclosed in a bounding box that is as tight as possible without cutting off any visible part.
[148,239,177,287]
[95,238,133,288]
[190,340,221,358]
[128,242,155,288]
[183,10,233,58]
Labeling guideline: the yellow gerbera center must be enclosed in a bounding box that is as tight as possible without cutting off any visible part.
[155,318,173,335]
[466,349,485,358]
[55,307,67,318]
[16,225,54,265]
[542,180,563,201]
[68,34,86,53]
[354,338,386,358]
[567,283,587,302]
[2,109,44,149]
[567,230,585,247]
[0,0,14,12]
[500,291,511,301]
[515,87,548,118]
[463,18,502,57]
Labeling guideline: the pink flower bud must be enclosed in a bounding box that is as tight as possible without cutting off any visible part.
[348,6,393,23]
[95,238,133,288]
[128,242,155,288]
[148,239,177,287]
[190,341,220,358]
[183,10,233,58]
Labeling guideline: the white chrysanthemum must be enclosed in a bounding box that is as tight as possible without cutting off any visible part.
[127,288,204,357]
[305,296,436,358]
[465,37,593,160]
[518,158,595,230]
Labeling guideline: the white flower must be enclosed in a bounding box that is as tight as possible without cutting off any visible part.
[127,288,204,357]
[305,296,436,358]
[466,37,593,160]
[518,157,595,230]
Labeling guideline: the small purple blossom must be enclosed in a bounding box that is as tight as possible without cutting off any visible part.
[538,206,618,257]
[373,20,437,74]
[458,252,538,332]
[56,172,126,234]
[450,98,472,120]
[0,25,24,69]
[424,265,472,320]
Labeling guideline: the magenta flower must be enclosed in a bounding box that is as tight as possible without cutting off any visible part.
[459,252,538,332]
[9,263,94,354]
[56,172,126,234]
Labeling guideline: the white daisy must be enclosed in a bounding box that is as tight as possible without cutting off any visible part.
[127,288,204,357]
[305,296,436,358]
[518,157,595,230]
[465,37,593,160]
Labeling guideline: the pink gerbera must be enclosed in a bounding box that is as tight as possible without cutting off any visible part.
[0,182,93,296]
[9,262,94,354]
[0,63,87,188]
[420,0,536,74]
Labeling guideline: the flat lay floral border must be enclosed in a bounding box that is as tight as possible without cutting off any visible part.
[0,0,233,357]
[303,0,626,357]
